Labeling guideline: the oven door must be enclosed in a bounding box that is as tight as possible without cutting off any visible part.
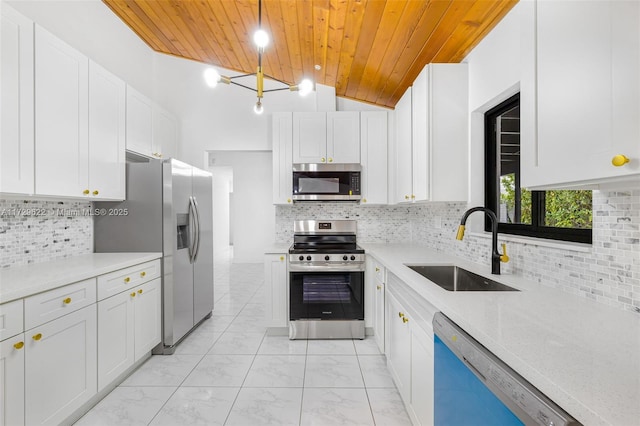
[289,271,364,320]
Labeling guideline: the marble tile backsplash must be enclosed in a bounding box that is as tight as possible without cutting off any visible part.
[276,189,640,314]
[0,199,93,268]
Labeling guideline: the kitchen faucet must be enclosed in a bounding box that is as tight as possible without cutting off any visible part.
[456,207,509,275]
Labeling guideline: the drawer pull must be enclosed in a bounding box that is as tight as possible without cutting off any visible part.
[32,333,42,341]
[140,271,146,277]
[376,285,381,290]
[124,277,131,283]
[375,267,380,272]
[63,297,72,305]
[92,190,99,196]
[402,316,409,324]
[83,189,90,195]
[279,256,284,261]
[138,289,143,294]
[130,292,136,297]
[14,341,24,350]
[612,154,630,167]
[398,312,404,318]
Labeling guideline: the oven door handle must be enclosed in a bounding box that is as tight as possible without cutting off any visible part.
[288,264,365,273]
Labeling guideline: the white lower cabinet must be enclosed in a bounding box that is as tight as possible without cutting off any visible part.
[0,333,25,426]
[25,305,97,426]
[98,278,161,391]
[387,291,412,401]
[264,254,288,327]
[373,278,385,354]
[366,256,386,353]
[410,320,435,425]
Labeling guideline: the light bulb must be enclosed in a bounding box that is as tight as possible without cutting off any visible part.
[254,100,264,115]
[253,29,269,49]
[298,78,313,96]
[203,67,221,88]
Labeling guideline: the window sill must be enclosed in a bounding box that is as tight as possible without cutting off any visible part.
[467,231,592,253]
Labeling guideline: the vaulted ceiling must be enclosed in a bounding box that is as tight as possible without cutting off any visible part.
[103,0,517,108]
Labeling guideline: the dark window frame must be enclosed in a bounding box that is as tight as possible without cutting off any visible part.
[484,94,592,244]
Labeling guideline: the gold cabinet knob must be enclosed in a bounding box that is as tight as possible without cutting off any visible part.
[362,198,367,203]
[279,256,284,261]
[321,157,326,163]
[376,285,381,290]
[398,312,404,318]
[138,289,143,294]
[375,267,380,272]
[411,194,415,199]
[63,297,72,304]
[287,198,292,204]
[140,271,146,277]
[124,277,131,283]
[612,154,630,167]
[328,158,333,163]
[153,152,163,158]
[404,195,409,200]
[402,316,409,323]
[130,292,136,297]
[83,189,90,195]
[14,341,24,350]
[92,190,99,196]
[32,333,42,341]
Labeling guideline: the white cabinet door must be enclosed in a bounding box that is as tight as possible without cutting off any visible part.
[152,104,178,159]
[25,305,97,426]
[97,290,134,391]
[126,86,153,157]
[134,278,161,361]
[386,291,411,401]
[521,0,640,189]
[34,25,89,198]
[293,112,327,163]
[410,321,434,426]
[374,280,385,354]
[412,66,430,202]
[272,112,293,205]
[88,61,126,200]
[0,334,25,426]
[327,111,360,163]
[394,87,413,203]
[264,254,288,328]
[360,111,388,205]
[1,5,34,195]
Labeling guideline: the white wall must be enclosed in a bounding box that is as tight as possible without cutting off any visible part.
[208,151,273,263]
[212,167,232,252]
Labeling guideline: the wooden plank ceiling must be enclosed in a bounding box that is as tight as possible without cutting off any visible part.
[103,0,517,108]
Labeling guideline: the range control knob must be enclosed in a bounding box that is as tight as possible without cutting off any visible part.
[306,256,312,261]
[350,255,356,261]
[299,255,304,261]
[343,255,348,261]
[324,255,330,261]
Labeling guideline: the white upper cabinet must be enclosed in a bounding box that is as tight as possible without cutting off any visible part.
[360,111,388,205]
[88,61,126,200]
[521,0,640,189]
[394,87,413,203]
[126,85,154,157]
[1,5,34,195]
[34,25,89,198]
[272,112,294,205]
[152,104,178,160]
[293,112,360,164]
[327,111,360,163]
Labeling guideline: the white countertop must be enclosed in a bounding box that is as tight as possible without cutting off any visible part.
[362,243,640,426]
[264,243,290,254]
[0,252,162,304]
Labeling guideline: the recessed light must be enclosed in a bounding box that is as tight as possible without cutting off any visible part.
[314,64,321,71]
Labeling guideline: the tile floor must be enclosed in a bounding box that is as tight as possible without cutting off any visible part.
[76,248,412,425]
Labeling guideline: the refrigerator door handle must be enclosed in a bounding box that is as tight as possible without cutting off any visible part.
[188,196,197,264]
[192,196,201,262]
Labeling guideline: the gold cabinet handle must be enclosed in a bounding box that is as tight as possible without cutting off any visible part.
[138,289,143,294]
[124,277,131,283]
[140,271,146,277]
[398,312,404,318]
[14,341,24,350]
[63,297,72,304]
[404,195,409,200]
[32,333,42,341]
[376,285,381,290]
[279,256,284,261]
[153,152,163,158]
[612,154,630,167]
[411,194,415,199]
[328,158,333,163]
[287,198,292,204]
[362,198,367,203]
[375,267,380,272]
[402,316,409,323]
[83,189,90,195]
[130,292,136,297]
[92,190,99,196]
[321,157,326,163]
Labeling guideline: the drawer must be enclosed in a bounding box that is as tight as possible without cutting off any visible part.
[0,299,24,341]
[97,259,161,301]
[24,278,97,330]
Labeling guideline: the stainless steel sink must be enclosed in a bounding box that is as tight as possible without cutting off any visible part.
[405,265,519,292]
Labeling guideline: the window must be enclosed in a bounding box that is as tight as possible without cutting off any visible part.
[484,94,592,244]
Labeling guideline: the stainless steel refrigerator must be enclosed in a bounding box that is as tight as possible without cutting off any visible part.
[94,156,214,354]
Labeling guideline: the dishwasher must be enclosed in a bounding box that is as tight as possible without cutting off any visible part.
[432,313,581,426]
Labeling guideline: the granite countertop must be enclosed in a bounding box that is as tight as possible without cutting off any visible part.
[362,243,640,426]
[0,252,162,304]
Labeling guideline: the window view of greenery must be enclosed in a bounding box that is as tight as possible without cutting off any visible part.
[486,94,592,243]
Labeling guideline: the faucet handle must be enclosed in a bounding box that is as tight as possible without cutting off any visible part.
[500,243,510,263]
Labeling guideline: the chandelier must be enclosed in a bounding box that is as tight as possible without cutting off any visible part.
[203,0,314,114]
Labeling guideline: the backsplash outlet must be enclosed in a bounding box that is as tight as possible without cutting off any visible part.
[0,199,93,268]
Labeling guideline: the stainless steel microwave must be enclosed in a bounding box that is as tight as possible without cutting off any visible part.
[292,163,361,202]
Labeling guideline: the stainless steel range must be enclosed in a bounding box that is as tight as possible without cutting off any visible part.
[288,220,365,340]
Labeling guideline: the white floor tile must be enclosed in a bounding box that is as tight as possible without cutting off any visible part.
[208,331,265,354]
[358,355,396,388]
[173,331,221,355]
[149,387,239,426]
[258,335,308,355]
[244,355,306,388]
[121,355,202,387]
[225,387,303,426]
[354,337,382,355]
[182,354,254,387]
[367,388,413,426]
[226,315,269,333]
[300,388,374,426]
[307,339,356,355]
[195,315,235,333]
[304,355,364,388]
